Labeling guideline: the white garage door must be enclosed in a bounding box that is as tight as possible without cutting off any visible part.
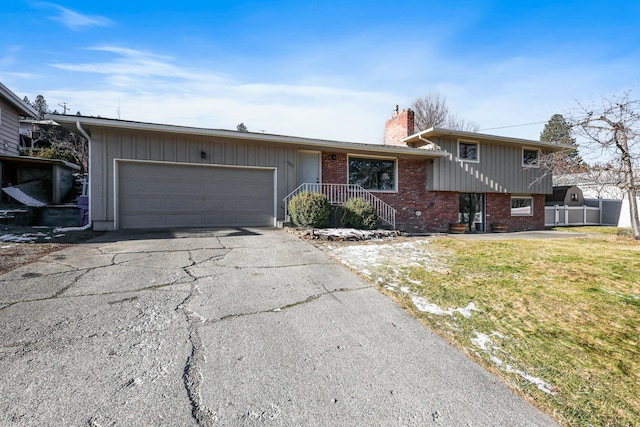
[117,161,275,229]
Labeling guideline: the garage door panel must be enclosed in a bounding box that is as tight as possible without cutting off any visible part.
[117,162,274,229]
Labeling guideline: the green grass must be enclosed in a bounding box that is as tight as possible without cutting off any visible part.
[552,225,633,236]
[366,232,640,426]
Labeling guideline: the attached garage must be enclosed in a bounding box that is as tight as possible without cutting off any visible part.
[115,160,276,229]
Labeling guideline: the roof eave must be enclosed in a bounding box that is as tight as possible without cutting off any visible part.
[49,114,446,159]
[0,82,38,117]
[403,127,573,151]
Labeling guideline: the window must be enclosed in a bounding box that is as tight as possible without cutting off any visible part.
[511,197,533,216]
[522,148,540,167]
[348,157,396,190]
[458,140,478,162]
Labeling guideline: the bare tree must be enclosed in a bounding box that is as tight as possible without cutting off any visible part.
[572,92,640,239]
[411,93,479,132]
[29,123,88,172]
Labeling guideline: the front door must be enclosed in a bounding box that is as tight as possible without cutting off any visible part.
[459,193,485,232]
[297,151,321,186]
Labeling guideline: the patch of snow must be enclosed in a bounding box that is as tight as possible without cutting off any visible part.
[411,296,449,316]
[603,288,640,300]
[411,296,479,318]
[497,356,557,395]
[54,223,91,233]
[490,355,504,367]
[470,332,494,351]
[327,239,440,274]
[472,332,556,395]
[457,302,478,318]
[0,232,48,243]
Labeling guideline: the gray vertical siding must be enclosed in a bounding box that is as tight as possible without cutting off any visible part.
[0,99,21,157]
[90,128,297,227]
[428,137,551,194]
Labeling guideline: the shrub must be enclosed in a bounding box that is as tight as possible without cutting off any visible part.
[344,197,378,230]
[288,192,330,228]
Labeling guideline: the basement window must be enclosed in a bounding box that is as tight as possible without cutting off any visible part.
[511,196,534,216]
[348,156,396,191]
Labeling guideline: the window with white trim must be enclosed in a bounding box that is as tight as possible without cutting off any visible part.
[522,148,540,167]
[348,156,396,191]
[511,196,534,216]
[458,140,478,162]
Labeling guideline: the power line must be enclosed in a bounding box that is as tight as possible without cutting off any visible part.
[479,121,547,131]
[479,104,640,133]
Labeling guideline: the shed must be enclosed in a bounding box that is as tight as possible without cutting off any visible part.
[545,185,584,206]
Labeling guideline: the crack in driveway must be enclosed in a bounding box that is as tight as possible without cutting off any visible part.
[178,284,216,426]
[209,285,370,324]
[175,278,369,426]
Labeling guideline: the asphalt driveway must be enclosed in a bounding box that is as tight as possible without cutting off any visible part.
[0,228,558,426]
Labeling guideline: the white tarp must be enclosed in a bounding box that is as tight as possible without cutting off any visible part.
[2,186,47,207]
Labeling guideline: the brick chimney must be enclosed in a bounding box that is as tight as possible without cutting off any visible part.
[384,105,415,146]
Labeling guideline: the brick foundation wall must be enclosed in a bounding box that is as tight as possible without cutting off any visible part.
[486,193,545,231]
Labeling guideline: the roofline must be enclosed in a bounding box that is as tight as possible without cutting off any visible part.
[48,114,447,158]
[0,154,81,170]
[0,82,38,117]
[403,127,573,150]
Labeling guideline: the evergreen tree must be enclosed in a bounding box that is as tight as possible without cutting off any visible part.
[540,114,583,165]
[32,95,50,120]
[540,114,575,145]
[236,122,248,132]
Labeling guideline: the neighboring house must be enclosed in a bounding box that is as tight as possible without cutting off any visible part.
[554,170,631,199]
[19,119,60,150]
[1,83,80,212]
[0,82,37,157]
[50,108,565,232]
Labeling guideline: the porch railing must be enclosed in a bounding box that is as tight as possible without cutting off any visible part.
[283,183,396,228]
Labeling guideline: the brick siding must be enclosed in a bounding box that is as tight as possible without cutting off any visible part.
[321,152,545,232]
[384,108,415,145]
[486,193,545,231]
[322,152,347,183]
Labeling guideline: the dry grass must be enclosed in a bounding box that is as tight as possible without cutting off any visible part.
[338,229,640,426]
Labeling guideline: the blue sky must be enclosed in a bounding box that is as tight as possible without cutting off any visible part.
[2,1,639,144]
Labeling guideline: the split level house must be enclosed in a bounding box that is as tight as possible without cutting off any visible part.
[50,107,567,232]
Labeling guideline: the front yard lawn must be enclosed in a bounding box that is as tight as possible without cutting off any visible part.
[324,229,640,426]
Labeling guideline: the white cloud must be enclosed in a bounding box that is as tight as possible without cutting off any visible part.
[45,46,395,142]
[39,3,113,31]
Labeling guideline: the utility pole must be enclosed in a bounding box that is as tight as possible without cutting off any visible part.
[58,102,69,114]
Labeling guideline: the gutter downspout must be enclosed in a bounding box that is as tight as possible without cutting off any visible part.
[75,121,92,228]
[417,134,441,150]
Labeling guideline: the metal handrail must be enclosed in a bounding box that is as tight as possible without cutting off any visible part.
[283,183,396,228]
